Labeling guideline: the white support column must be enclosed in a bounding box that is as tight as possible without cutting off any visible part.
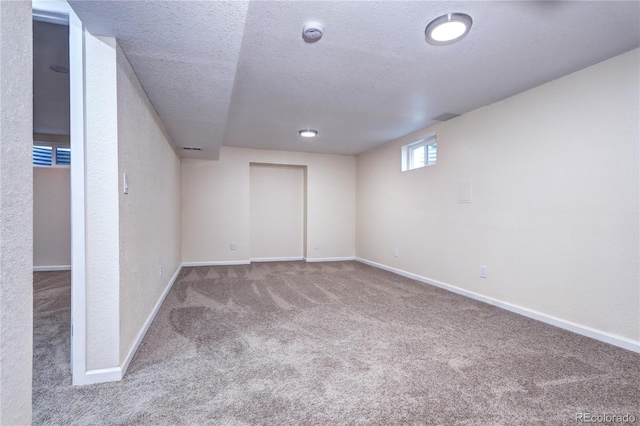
[83,33,121,382]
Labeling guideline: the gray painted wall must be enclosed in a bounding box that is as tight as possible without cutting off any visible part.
[0,1,34,423]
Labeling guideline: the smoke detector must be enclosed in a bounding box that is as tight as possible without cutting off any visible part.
[302,22,323,43]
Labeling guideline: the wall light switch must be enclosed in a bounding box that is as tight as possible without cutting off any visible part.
[123,172,129,194]
[480,266,487,279]
[458,179,472,203]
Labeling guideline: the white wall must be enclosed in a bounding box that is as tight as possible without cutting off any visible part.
[33,167,71,268]
[356,49,639,343]
[116,44,182,364]
[182,147,355,263]
[250,164,305,260]
[84,34,120,371]
[81,36,183,378]
[0,0,33,423]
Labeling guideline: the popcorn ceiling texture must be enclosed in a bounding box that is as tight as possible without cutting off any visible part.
[33,263,640,425]
[68,0,249,160]
[0,1,33,424]
[69,1,639,157]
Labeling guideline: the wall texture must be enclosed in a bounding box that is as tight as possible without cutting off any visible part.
[0,1,33,423]
[182,147,355,263]
[33,167,71,268]
[356,49,639,343]
[250,164,305,259]
[84,34,120,371]
[116,44,182,364]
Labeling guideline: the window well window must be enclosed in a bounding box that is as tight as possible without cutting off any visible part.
[402,135,436,171]
[55,148,71,166]
[33,146,53,166]
[33,145,70,167]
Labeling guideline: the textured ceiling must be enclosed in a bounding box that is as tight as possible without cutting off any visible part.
[69,0,249,159]
[68,1,640,158]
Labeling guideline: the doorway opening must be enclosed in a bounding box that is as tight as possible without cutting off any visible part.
[32,0,87,387]
[32,8,72,385]
[249,163,307,261]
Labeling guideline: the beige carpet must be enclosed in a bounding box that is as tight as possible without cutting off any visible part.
[33,262,639,425]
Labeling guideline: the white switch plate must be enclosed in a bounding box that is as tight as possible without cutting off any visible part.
[458,179,472,203]
[480,266,487,279]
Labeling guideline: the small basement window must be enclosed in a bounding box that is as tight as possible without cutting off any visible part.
[33,145,70,167]
[402,135,437,171]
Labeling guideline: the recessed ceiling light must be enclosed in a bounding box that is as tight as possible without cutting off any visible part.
[299,129,318,138]
[425,13,472,45]
[49,64,69,73]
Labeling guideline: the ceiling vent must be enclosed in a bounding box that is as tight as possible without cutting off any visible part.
[182,147,202,151]
[302,22,323,43]
[432,113,460,122]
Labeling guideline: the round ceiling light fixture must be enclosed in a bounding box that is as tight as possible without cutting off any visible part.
[302,22,324,43]
[299,129,318,138]
[49,64,69,73]
[425,13,473,45]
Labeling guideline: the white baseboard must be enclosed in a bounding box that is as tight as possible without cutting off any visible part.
[181,260,251,267]
[355,257,640,354]
[250,257,304,262]
[120,264,183,379]
[305,257,356,263]
[83,367,122,385]
[181,258,357,266]
[34,265,71,272]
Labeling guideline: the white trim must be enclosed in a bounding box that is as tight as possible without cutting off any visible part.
[32,0,72,23]
[181,260,251,267]
[69,7,87,386]
[250,257,304,263]
[305,257,356,263]
[120,265,182,377]
[33,265,71,272]
[355,258,640,354]
[33,0,89,387]
[82,367,122,385]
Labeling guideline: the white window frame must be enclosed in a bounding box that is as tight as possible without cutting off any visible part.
[401,134,437,172]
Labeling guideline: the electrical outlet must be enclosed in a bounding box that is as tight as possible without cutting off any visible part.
[230,242,236,251]
[159,265,163,278]
[393,248,399,258]
[314,242,320,250]
[480,266,487,279]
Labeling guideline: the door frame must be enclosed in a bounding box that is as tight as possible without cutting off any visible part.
[32,0,87,385]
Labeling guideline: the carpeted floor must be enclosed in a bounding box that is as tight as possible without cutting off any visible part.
[33,262,639,425]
